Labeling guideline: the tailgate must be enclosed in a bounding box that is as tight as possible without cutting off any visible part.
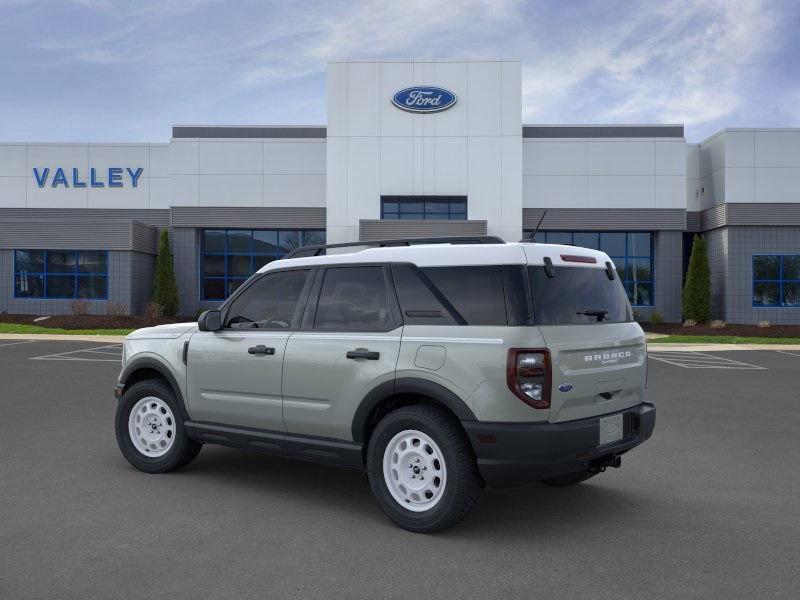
[538,322,646,422]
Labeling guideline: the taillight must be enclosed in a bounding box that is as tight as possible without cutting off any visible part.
[506,348,551,409]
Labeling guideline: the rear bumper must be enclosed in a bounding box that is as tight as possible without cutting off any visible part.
[462,402,655,488]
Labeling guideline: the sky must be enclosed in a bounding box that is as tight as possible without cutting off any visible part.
[1,0,798,143]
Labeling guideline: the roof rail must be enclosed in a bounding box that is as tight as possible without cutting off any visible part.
[284,235,505,259]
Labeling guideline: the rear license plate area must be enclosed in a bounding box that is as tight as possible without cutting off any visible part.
[598,413,624,445]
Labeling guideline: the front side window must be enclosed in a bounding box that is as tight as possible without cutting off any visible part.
[225,270,310,329]
[14,250,108,299]
[527,231,653,306]
[201,229,325,301]
[529,265,633,325]
[313,267,393,332]
[753,255,800,307]
[381,196,467,220]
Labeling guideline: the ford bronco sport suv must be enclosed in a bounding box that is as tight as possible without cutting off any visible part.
[114,236,655,532]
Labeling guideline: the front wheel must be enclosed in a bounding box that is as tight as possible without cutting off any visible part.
[115,378,201,473]
[367,405,483,533]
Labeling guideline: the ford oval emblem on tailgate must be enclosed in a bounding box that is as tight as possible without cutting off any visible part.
[558,383,574,393]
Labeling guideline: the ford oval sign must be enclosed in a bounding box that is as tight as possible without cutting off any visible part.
[392,86,457,113]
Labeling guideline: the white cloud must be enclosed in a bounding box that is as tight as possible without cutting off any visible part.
[233,0,521,88]
[3,0,796,141]
[521,0,784,130]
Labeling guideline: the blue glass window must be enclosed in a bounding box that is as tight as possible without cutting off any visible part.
[526,231,654,306]
[201,229,325,300]
[381,196,467,220]
[753,255,800,307]
[14,250,108,299]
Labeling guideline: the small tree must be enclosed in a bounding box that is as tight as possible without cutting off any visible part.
[683,234,711,322]
[151,229,179,317]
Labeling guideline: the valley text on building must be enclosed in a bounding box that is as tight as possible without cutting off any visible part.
[1,60,799,323]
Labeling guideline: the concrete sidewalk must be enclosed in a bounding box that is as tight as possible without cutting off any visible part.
[3,332,800,353]
[0,333,126,343]
[647,342,800,352]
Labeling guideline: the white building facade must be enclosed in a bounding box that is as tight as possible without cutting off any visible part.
[1,59,799,323]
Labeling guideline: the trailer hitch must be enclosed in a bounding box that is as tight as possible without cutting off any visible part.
[590,455,622,474]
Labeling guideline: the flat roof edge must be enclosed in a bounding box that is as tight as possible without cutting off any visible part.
[172,126,327,139]
[523,124,685,139]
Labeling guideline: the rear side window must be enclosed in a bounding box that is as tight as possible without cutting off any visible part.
[529,265,633,325]
[422,266,508,326]
[391,264,458,325]
[313,266,393,331]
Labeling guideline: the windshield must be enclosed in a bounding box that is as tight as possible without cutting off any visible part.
[529,265,633,325]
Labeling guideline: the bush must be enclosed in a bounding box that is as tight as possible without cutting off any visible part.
[757,320,771,328]
[683,234,711,322]
[106,302,127,317]
[710,319,726,329]
[70,299,90,316]
[151,229,179,317]
[145,301,164,321]
[682,319,697,328]
[651,311,664,325]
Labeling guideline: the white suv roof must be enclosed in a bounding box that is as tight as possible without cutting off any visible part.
[260,242,614,272]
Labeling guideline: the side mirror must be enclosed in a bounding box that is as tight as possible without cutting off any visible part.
[198,309,222,332]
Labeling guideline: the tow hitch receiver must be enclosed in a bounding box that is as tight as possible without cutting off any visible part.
[590,455,621,474]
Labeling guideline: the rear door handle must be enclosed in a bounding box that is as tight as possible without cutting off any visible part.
[346,348,380,360]
[248,345,275,356]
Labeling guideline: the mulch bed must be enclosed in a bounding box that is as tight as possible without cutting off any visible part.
[0,313,193,330]
[643,323,800,338]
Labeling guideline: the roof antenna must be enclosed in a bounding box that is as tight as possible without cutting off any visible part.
[526,210,548,241]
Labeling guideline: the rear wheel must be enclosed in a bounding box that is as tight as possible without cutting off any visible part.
[367,405,483,533]
[540,470,596,487]
[115,379,201,473]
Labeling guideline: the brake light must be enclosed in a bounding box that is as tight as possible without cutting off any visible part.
[506,349,551,409]
[560,254,596,264]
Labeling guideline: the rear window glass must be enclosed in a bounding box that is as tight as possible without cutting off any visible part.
[422,266,507,326]
[529,265,633,325]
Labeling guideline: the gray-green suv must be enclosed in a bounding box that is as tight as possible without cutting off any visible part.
[114,237,655,532]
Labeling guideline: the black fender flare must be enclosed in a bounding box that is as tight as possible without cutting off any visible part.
[351,377,477,443]
[118,356,190,422]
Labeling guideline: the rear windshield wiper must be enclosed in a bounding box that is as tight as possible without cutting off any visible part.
[577,308,609,322]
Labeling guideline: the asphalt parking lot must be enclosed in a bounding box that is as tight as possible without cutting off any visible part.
[1,340,799,599]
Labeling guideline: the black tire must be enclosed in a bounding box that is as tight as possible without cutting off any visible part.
[366,405,484,533]
[115,378,201,474]
[540,470,596,487]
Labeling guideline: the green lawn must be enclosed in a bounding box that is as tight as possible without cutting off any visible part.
[0,323,134,336]
[649,334,800,345]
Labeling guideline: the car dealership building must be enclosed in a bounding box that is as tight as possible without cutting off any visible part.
[1,59,799,323]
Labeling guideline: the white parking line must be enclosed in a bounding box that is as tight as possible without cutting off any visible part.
[776,350,800,358]
[649,351,766,370]
[80,349,123,356]
[31,344,122,362]
[0,340,35,348]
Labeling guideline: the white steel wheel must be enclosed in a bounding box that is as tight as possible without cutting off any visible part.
[128,396,176,458]
[382,429,448,512]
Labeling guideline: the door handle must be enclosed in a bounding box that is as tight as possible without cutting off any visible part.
[346,348,380,360]
[248,345,275,356]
